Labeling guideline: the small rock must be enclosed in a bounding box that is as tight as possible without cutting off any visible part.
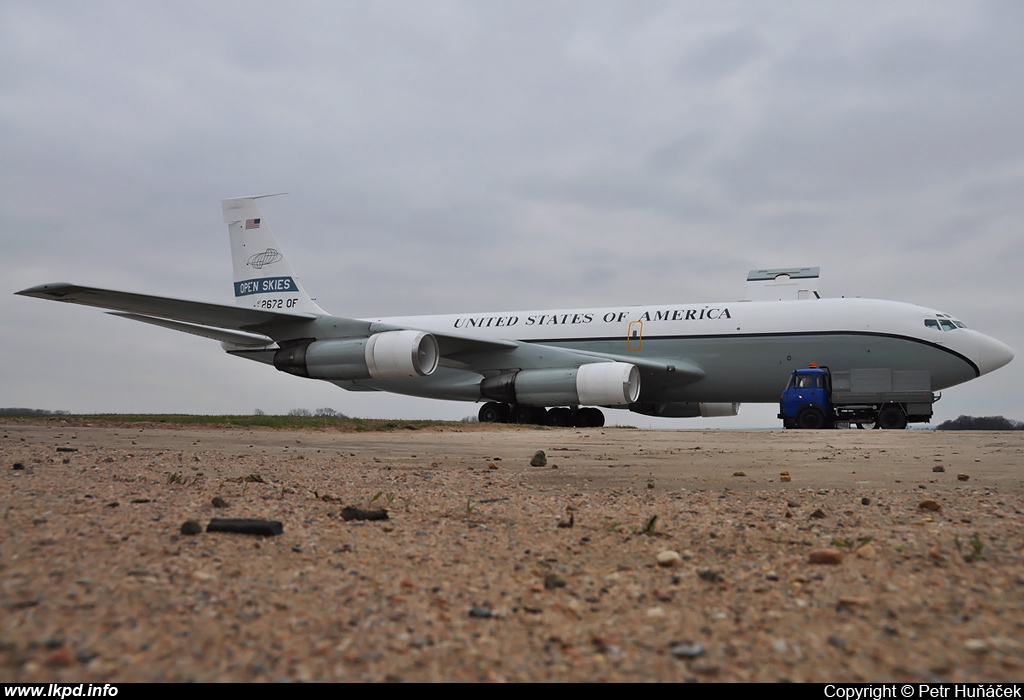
[45,647,75,668]
[861,497,871,506]
[656,550,682,567]
[808,548,843,565]
[932,465,945,472]
[12,462,25,470]
[957,473,970,482]
[697,569,724,583]
[918,499,941,512]
[670,642,706,659]
[340,507,388,521]
[964,639,988,653]
[732,471,746,477]
[207,518,284,535]
[487,462,499,470]
[543,574,566,590]
[180,520,202,536]
[469,606,495,619]
[780,474,792,482]
[809,508,826,519]
[211,496,228,508]
[529,450,547,467]
[855,543,876,559]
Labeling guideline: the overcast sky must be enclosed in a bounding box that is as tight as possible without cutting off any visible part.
[2,1,1021,428]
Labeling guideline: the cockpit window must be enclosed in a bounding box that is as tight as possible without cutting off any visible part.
[925,316,968,331]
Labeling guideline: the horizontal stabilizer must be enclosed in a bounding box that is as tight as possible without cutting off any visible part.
[16,283,315,334]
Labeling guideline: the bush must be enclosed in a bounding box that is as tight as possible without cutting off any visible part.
[936,415,1024,430]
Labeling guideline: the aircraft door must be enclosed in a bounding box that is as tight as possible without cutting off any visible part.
[627,320,643,352]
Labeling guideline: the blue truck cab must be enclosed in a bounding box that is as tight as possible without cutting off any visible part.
[779,365,832,429]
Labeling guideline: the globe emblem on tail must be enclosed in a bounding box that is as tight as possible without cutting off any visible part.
[247,248,282,269]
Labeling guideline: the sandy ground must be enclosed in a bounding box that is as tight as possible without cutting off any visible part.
[2,419,1023,682]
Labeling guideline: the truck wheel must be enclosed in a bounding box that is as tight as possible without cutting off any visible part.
[877,406,907,430]
[797,407,826,429]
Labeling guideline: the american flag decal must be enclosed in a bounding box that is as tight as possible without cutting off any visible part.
[245,218,261,230]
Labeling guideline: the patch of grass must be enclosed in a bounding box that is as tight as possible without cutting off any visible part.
[165,471,202,486]
[76,414,457,431]
[955,533,986,562]
[831,536,873,550]
[6,413,643,431]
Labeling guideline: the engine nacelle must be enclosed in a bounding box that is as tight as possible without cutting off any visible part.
[274,331,439,380]
[630,402,741,418]
[480,362,640,407]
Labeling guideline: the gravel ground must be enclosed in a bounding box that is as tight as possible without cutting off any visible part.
[2,420,1023,682]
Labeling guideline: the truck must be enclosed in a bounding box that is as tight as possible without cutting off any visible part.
[779,365,937,430]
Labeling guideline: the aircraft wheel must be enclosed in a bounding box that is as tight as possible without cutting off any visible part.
[574,407,605,428]
[478,402,508,424]
[547,407,574,427]
[877,405,908,430]
[797,407,826,430]
[511,405,546,425]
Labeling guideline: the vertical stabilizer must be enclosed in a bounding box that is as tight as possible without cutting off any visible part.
[222,195,326,315]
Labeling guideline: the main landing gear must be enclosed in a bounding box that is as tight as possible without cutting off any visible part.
[477,402,605,428]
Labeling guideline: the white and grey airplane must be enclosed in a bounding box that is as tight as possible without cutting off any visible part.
[16,195,1014,428]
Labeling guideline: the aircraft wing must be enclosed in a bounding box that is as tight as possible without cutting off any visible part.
[417,328,705,383]
[15,283,316,335]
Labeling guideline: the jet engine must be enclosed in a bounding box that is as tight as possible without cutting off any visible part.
[273,331,439,380]
[480,362,640,407]
[629,402,741,418]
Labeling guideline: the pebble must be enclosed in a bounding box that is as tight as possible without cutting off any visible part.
[670,642,706,659]
[529,450,547,467]
[856,543,876,559]
[918,499,942,512]
[656,550,681,567]
[808,548,844,565]
[180,520,202,535]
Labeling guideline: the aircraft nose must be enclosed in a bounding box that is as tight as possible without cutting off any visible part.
[974,332,1014,376]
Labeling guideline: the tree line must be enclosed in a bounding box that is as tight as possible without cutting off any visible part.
[936,415,1024,430]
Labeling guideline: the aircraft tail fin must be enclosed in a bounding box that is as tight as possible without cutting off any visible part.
[222,195,326,315]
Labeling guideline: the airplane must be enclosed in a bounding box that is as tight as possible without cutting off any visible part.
[16,195,1014,428]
